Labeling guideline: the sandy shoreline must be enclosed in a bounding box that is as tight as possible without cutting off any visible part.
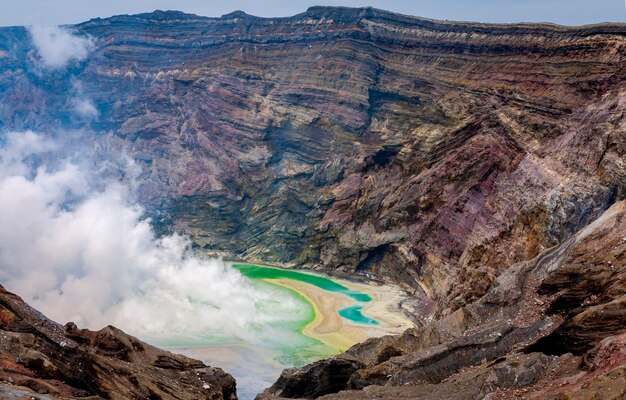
[266,277,414,351]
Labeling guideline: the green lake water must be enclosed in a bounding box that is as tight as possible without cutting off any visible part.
[244,278,335,366]
[234,263,380,326]
[233,263,373,302]
[166,264,384,400]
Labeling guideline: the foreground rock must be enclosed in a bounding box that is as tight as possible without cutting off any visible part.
[0,285,237,399]
[259,200,626,399]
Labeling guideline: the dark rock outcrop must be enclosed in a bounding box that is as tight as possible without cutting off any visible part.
[0,284,237,399]
[258,200,626,399]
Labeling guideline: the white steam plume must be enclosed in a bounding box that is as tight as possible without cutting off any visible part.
[28,25,93,69]
[0,131,303,344]
[70,80,99,119]
[72,98,99,118]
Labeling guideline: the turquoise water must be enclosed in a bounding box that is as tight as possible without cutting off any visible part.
[164,264,383,400]
[233,263,373,302]
[338,305,379,325]
[233,264,380,327]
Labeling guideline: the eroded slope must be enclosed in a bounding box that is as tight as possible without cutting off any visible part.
[0,5,625,317]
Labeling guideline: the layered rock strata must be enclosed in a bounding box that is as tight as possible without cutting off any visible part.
[0,7,625,317]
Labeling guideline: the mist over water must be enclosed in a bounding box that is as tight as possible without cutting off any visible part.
[0,131,309,346]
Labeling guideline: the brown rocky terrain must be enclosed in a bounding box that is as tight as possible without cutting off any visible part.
[0,284,237,399]
[259,199,626,399]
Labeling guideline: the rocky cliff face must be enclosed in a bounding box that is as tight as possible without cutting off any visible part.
[0,284,237,399]
[1,7,625,318]
[259,200,626,399]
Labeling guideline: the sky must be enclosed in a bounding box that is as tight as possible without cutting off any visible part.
[0,0,624,27]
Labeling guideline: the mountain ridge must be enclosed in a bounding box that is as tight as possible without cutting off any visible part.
[79,7,626,30]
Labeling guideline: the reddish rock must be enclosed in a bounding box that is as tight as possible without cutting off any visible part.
[0,285,237,399]
[0,7,625,317]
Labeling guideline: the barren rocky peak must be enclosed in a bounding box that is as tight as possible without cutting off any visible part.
[0,6,625,400]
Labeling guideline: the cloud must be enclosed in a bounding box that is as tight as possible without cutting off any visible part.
[69,80,99,119]
[0,131,307,345]
[27,25,93,69]
[72,98,99,118]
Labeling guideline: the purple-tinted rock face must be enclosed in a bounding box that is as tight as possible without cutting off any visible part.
[1,8,625,316]
[0,7,626,398]
[259,200,626,400]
